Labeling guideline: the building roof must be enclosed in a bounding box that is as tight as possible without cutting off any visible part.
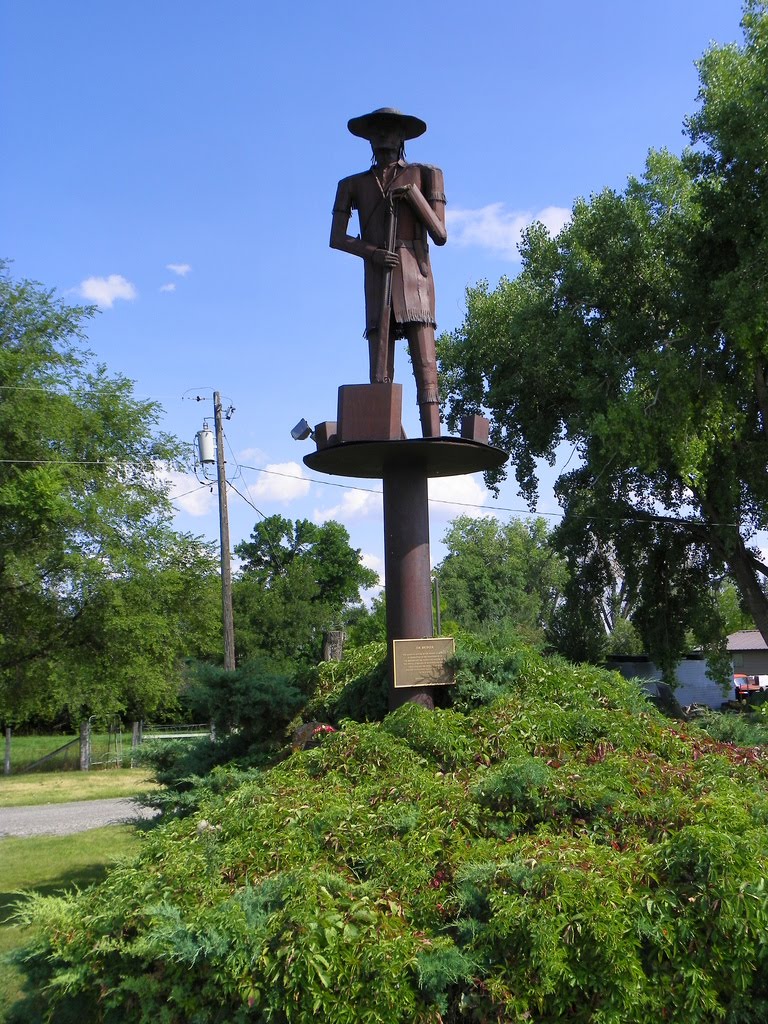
[727,630,768,652]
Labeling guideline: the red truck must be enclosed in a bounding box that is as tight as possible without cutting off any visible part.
[733,673,768,699]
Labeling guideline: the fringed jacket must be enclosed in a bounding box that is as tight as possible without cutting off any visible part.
[332,161,446,339]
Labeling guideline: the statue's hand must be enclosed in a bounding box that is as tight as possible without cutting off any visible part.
[371,248,399,268]
[391,184,413,200]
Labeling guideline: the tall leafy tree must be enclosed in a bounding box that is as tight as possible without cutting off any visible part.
[0,262,220,725]
[434,516,567,641]
[438,3,768,678]
[346,592,387,647]
[546,529,643,666]
[233,515,378,664]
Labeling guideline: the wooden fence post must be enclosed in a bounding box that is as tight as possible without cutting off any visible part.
[4,726,10,776]
[79,719,92,771]
[323,630,345,662]
[131,721,140,768]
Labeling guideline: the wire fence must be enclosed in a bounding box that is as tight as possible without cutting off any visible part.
[4,719,124,774]
[9,735,81,774]
[3,719,210,774]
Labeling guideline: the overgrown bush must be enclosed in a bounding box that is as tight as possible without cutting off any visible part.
[138,657,304,814]
[300,641,388,723]
[12,643,768,1022]
[696,706,768,747]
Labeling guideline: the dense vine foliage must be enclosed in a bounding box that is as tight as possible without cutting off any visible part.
[12,644,768,1022]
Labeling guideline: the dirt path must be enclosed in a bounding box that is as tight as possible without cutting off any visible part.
[0,797,160,838]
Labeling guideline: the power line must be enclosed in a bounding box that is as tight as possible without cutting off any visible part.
[240,462,380,496]
[0,458,741,530]
[0,458,111,466]
[184,410,287,574]
[169,483,213,502]
[236,462,739,528]
[226,480,288,575]
[226,480,271,523]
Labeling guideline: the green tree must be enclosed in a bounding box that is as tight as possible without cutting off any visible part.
[438,3,768,679]
[547,522,668,665]
[233,515,378,664]
[47,535,222,723]
[434,515,567,641]
[346,592,387,647]
[717,580,756,635]
[0,262,220,726]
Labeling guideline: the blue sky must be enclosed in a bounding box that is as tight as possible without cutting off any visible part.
[1,0,747,595]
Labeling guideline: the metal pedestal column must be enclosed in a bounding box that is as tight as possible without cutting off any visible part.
[382,461,433,709]
[305,433,508,714]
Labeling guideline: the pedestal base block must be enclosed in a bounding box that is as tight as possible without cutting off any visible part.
[337,383,402,442]
[313,421,337,449]
[461,414,490,444]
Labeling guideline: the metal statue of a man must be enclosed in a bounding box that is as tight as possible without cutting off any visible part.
[330,107,447,438]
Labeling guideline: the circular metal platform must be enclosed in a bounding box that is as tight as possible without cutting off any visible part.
[304,436,508,480]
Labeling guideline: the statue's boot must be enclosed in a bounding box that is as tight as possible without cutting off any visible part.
[419,400,440,438]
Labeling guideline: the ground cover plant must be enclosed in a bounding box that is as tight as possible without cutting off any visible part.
[0,825,142,1024]
[696,705,768,748]
[10,641,768,1022]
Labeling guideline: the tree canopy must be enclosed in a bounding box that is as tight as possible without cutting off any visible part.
[434,515,567,642]
[233,515,378,665]
[438,2,768,678]
[0,262,220,725]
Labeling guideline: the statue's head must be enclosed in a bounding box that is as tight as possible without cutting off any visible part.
[347,107,426,143]
[348,108,426,166]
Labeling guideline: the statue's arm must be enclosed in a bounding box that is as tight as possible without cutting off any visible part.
[330,178,398,267]
[330,207,378,259]
[393,166,447,246]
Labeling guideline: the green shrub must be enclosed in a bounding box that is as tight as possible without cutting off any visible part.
[381,703,481,770]
[696,706,768,747]
[12,640,768,1023]
[301,641,388,723]
[138,657,304,815]
[184,657,305,741]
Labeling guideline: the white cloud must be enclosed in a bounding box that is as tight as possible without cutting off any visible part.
[159,282,176,293]
[314,487,381,523]
[166,263,192,276]
[357,552,384,604]
[238,447,268,467]
[160,467,216,517]
[446,203,570,260]
[249,462,310,502]
[361,552,383,585]
[78,274,137,308]
[428,474,489,519]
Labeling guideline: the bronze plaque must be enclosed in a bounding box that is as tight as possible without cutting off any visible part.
[392,637,455,688]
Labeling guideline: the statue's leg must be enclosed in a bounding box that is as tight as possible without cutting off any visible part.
[406,325,440,438]
[368,328,395,383]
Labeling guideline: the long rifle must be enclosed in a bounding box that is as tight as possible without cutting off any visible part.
[374,194,398,382]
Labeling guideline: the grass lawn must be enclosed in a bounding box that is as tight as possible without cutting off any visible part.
[0,769,158,807]
[0,824,142,1023]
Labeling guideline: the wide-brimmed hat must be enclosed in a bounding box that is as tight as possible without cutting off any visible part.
[347,107,427,142]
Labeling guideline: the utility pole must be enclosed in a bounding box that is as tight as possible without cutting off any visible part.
[213,391,236,671]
